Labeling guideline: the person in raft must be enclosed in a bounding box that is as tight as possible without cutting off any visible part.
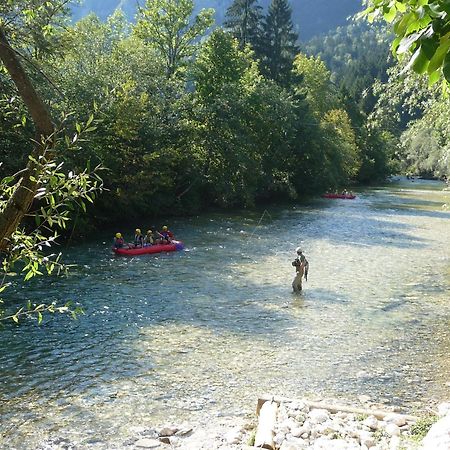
[292,247,309,293]
[145,229,154,245]
[134,228,144,247]
[113,232,125,249]
[156,225,173,244]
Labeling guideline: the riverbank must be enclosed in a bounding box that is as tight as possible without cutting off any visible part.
[127,396,450,450]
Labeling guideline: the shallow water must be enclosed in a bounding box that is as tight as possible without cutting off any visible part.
[1,179,449,449]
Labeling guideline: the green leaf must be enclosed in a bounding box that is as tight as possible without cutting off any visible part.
[428,38,450,74]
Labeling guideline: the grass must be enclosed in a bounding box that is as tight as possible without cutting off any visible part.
[408,414,439,442]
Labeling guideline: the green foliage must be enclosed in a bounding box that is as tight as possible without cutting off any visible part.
[0,118,103,324]
[134,0,214,77]
[409,414,438,442]
[362,0,450,84]
[260,0,299,85]
[224,0,263,51]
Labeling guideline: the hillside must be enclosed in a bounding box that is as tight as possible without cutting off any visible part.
[71,0,363,41]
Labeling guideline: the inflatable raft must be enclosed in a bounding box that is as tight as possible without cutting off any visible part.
[113,240,184,256]
[322,193,356,199]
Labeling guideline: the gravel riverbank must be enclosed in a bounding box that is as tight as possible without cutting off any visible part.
[124,397,450,450]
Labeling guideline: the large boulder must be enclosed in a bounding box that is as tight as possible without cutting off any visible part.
[421,412,450,450]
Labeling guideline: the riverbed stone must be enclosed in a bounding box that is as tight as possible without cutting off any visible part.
[437,402,450,417]
[421,412,450,450]
[309,409,330,424]
[384,413,406,427]
[363,416,379,430]
[135,438,161,448]
[158,426,178,437]
[359,431,375,448]
[384,423,400,437]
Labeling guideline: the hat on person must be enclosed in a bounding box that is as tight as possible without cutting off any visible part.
[135,228,141,234]
[296,247,303,254]
[115,232,122,238]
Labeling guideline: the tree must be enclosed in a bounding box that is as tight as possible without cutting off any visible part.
[363,0,450,84]
[224,0,263,51]
[260,0,299,85]
[134,0,214,78]
[0,2,103,323]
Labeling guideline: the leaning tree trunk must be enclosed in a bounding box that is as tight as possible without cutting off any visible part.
[0,27,55,252]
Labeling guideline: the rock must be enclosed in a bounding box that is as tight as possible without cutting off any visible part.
[421,412,450,450]
[363,416,379,430]
[159,437,171,444]
[274,432,286,447]
[358,395,372,404]
[280,439,308,450]
[437,402,450,417]
[389,435,401,449]
[385,423,400,436]
[309,409,330,424]
[158,426,178,437]
[135,438,161,448]
[384,413,406,427]
[224,428,243,445]
[174,426,193,436]
[359,431,375,448]
[291,427,303,438]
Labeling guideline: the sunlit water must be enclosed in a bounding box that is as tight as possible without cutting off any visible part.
[1,179,449,449]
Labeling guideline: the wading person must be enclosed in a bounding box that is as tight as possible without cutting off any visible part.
[292,247,309,292]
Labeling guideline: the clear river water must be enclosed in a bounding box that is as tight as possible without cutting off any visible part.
[0,178,449,449]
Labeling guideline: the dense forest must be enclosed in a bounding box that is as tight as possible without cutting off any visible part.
[72,0,362,40]
[1,0,398,227]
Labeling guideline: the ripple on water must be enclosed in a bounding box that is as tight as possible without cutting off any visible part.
[0,179,449,448]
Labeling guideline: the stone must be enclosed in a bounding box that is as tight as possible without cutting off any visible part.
[309,409,330,424]
[224,428,242,445]
[174,427,193,436]
[389,435,401,449]
[385,423,400,437]
[384,413,406,427]
[291,427,303,438]
[359,431,375,448]
[358,395,372,404]
[274,432,286,447]
[437,402,450,417]
[421,412,450,450]
[158,426,178,437]
[280,439,308,450]
[135,438,160,448]
[363,416,379,430]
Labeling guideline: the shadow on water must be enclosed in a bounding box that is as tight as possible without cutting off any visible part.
[1,178,449,448]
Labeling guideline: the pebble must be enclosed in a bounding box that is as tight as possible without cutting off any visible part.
[134,438,160,448]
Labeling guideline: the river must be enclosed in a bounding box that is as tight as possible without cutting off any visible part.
[1,178,449,449]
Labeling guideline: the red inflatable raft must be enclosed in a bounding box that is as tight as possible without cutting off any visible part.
[322,193,356,199]
[113,240,184,256]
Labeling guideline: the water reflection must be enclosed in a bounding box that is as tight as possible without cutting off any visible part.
[0,179,449,448]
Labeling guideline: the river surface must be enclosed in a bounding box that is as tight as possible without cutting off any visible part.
[1,179,449,449]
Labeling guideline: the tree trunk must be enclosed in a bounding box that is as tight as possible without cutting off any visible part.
[0,28,55,252]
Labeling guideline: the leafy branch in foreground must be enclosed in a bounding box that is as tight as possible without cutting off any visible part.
[361,0,450,86]
[0,117,104,325]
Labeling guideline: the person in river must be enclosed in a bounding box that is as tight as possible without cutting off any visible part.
[156,225,173,244]
[292,247,309,293]
[145,229,154,246]
[113,232,125,249]
[134,228,144,247]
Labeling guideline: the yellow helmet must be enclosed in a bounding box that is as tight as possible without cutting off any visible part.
[147,230,153,234]
[162,225,168,231]
[115,232,122,239]
[135,228,141,234]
